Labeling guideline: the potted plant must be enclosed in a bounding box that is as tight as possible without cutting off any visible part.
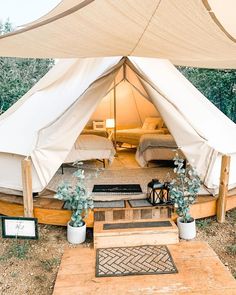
[169,154,201,240]
[55,168,94,244]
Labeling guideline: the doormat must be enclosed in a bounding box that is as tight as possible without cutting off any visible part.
[128,199,152,208]
[103,220,172,230]
[92,184,142,195]
[94,200,125,208]
[96,245,178,277]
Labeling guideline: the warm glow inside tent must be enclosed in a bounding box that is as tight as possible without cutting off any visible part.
[90,67,159,129]
[0,56,236,195]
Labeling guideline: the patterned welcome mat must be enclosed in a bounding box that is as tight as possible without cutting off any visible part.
[96,245,178,277]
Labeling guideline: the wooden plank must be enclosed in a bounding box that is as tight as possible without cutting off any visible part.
[0,194,235,227]
[94,231,179,248]
[34,208,94,227]
[104,210,113,221]
[53,285,236,295]
[190,198,217,220]
[226,193,236,210]
[53,241,236,295]
[21,158,34,217]
[0,200,24,216]
[94,219,179,248]
[217,155,231,223]
[0,193,23,205]
[133,209,141,220]
[124,208,133,220]
[33,198,64,210]
[113,210,125,220]
[59,242,216,267]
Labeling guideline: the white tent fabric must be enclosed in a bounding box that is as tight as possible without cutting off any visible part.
[0,56,236,194]
[90,79,159,129]
[0,0,236,68]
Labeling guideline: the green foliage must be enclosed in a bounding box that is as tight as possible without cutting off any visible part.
[40,258,60,272]
[179,67,236,122]
[226,244,236,255]
[0,240,29,260]
[196,218,212,229]
[0,20,54,114]
[169,154,201,223]
[227,208,236,221]
[55,168,94,227]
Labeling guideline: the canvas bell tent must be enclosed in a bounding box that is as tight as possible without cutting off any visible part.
[0,0,236,198]
[0,56,236,195]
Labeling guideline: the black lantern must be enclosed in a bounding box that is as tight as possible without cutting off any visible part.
[147,179,171,205]
[147,179,165,205]
[162,182,171,204]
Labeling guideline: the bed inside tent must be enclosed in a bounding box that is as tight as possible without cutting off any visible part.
[64,63,178,167]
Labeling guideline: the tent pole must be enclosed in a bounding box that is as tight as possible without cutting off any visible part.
[123,63,126,80]
[21,158,34,217]
[217,155,230,223]
[114,79,117,151]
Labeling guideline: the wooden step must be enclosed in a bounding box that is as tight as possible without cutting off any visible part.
[94,218,179,249]
[94,200,173,222]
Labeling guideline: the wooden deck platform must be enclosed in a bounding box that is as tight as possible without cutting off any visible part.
[94,218,179,248]
[0,191,236,226]
[53,241,236,295]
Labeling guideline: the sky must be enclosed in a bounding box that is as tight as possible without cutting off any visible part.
[0,0,61,27]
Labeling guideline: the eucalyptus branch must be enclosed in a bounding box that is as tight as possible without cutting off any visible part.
[169,154,201,223]
[55,167,94,227]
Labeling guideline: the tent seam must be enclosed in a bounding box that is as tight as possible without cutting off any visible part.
[202,0,236,43]
[0,0,95,40]
[126,58,209,141]
[129,0,162,55]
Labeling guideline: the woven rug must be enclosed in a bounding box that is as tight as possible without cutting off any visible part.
[47,166,173,200]
[128,199,152,208]
[96,245,178,277]
[94,200,125,208]
[92,184,142,194]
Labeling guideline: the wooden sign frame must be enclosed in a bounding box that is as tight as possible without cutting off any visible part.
[1,216,38,240]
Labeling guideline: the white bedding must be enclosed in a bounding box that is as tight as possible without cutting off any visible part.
[65,135,115,164]
[135,134,179,167]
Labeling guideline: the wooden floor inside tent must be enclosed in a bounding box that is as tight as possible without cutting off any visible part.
[0,148,236,226]
[52,241,236,295]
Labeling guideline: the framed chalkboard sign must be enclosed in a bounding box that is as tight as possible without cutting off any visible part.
[1,216,38,240]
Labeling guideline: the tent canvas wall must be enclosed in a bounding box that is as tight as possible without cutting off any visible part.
[89,66,159,129]
[0,56,236,195]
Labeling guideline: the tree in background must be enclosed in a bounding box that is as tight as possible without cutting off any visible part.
[0,20,54,113]
[179,67,236,123]
[0,21,235,123]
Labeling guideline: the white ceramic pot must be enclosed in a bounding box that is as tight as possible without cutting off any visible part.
[177,217,196,240]
[67,222,86,244]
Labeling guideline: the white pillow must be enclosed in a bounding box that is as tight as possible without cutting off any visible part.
[142,117,163,130]
[142,122,157,130]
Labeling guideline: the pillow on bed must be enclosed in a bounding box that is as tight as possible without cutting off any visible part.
[142,122,157,130]
[142,117,163,130]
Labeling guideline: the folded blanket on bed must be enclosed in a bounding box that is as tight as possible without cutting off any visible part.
[75,135,114,150]
[138,134,178,153]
